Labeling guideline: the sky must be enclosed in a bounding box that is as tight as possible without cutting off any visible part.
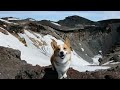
[0,11,120,21]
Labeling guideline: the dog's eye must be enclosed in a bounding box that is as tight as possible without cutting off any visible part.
[64,47,66,50]
[57,48,60,51]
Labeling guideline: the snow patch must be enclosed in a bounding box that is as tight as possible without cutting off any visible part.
[0,31,51,66]
[51,22,61,26]
[85,54,88,56]
[3,25,7,27]
[29,18,35,21]
[0,30,111,72]
[92,54,102,65]
[8,18,20,20]
[102,60,120,65]
[0,18,18,25]
[0,27,6,30]
[0,18,12,24]
[110,62,120,65]
[81,48,84,51]
[70,51,109,72]
[102,61,114,65]
[99,50,102,53]
[71,65,110,72]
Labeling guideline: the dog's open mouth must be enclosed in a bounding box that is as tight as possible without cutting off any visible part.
[59,55,65,59]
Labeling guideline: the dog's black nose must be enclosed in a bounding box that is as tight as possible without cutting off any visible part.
[60,51,64,55]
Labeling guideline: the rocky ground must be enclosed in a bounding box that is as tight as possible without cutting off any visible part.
[99,41,120,66]
[15,65,120,79]
[0,46,120,79]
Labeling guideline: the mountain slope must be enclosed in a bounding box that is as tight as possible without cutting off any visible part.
[0,25,110,72]
[57,15,96,28]
[1,16,120,73]
[98,19,120,25]
[0,46,117,79]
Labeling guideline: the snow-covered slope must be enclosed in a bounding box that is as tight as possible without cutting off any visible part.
[7,17,20,20]
[0,18,18,25]
[0,18,13,24]
[0,27,6,30]
[0,29,110,72]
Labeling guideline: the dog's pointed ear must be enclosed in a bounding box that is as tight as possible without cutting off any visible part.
[51,39,57,50]
[65,36,73,51]
[65,37,71,48]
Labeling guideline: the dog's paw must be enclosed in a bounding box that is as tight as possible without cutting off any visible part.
[58,73,67,79]
[63,74,67,79]
[58,74,63,79]
[58,76,63,79]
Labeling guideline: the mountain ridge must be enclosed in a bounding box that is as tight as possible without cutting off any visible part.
[0,15,118,21]
[0,15,120,79]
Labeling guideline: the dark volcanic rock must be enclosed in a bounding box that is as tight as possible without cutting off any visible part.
[27,22,46,32]
[1,46,120,79]
[15,66,120,79]
[112,54,120,62]
[98,19,120,25]
[15,65,58,79]
[0,46,27,79]
[8,25,24,33]
[15,65,45,79]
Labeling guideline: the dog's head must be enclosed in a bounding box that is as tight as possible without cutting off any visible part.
[51,37,72,59]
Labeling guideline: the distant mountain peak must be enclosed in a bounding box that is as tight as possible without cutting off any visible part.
[1,17,20,20]
[66,15,84,19]
[57,15,95,28]
[22,18,36,21]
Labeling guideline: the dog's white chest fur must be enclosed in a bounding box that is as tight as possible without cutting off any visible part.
[53,54,71,79]
[54,58,70,72]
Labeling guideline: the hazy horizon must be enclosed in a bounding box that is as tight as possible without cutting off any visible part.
[0,11,120,21]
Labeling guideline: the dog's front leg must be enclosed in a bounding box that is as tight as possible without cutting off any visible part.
[63,73,67,79]
[58,72,67,79]
[58,72,63,79]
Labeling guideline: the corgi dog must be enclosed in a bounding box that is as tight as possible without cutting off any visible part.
[51,37,72,79]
